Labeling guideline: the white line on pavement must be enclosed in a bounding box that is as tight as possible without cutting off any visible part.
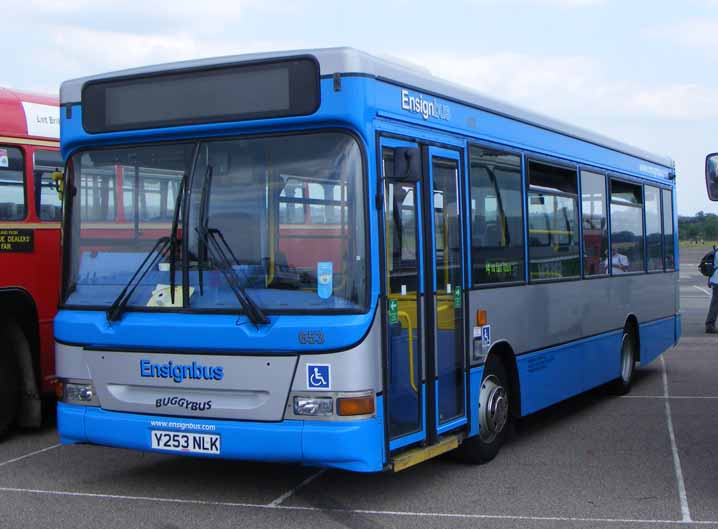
[693,285,712,296]
[0,486,716,525]
[0,444,61,469]
[662,356,692,523]
[622,395,718,399]
[267,469,325,507]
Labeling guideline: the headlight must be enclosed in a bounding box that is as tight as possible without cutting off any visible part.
[58,379,99,406]
[293,396,333,416]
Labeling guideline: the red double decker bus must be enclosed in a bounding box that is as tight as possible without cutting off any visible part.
[0,88,62,437]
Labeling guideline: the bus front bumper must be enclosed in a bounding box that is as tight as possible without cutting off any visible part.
[57,401,385,473]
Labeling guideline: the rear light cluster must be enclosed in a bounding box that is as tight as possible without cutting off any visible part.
[292,394,374,417]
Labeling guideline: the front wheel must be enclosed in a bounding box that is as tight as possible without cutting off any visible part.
[456,357,510,464]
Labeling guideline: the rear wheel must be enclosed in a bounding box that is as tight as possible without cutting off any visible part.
[611,330,636,395]
[0,323,21,438]
[457,356,510,464]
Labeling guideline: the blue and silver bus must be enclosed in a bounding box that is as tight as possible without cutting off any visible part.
[55,48,679,472]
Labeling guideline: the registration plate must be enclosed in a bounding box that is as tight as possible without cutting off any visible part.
[150,430,220,455]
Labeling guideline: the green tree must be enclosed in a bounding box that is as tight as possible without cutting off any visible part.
[705,216,718,241]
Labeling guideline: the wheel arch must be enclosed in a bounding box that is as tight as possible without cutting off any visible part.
[485,340,521,418]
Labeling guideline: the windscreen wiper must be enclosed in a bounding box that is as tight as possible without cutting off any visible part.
[169,174,186,304]
[196,225,269,325]
[196,165,213,296]
[107,236,170,322]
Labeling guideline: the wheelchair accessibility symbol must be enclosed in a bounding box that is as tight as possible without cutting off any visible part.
[307,364,331,390]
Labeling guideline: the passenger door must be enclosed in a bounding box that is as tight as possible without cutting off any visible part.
[381,139,425,451]
[381,139,467,452]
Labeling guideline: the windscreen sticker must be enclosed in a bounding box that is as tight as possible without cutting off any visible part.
[147,284,194,307]
[0,149,8,168]
[317,261,333,299]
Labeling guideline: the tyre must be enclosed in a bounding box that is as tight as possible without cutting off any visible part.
[611,330,636,396]
[456,356,511,464]
[0,323,21,438]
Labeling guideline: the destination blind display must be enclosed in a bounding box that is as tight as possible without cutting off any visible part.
[0,229,33,252]
[82,57,320,133]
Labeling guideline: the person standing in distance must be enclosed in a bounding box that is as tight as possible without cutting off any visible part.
[706,247,718,334]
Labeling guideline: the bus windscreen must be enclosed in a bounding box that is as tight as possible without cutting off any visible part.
[82,58,320,133]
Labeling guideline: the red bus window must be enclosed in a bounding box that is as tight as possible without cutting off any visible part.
[34,150,64,221]
[0,146,25,220]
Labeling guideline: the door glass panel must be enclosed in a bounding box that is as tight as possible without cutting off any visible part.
[432,156,465,424]
[384,149,422,440]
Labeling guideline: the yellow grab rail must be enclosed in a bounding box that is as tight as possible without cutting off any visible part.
[397,310,418,393]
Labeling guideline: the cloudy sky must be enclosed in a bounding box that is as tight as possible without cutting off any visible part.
[2,0,716,214]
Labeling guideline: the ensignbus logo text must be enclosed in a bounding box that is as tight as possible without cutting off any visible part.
[140,359,224,383]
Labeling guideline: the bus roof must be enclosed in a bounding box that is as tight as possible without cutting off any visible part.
[60,47,674,169]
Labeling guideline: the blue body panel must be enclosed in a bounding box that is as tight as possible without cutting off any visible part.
[373,82,673,182]
[518,330,623,416]
[517,317,678,417]
[58,399,385,473]
[55,309,376,353]
[640,316,677,366]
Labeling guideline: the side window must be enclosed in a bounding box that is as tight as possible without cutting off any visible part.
[469,146,524,285]
[662,188,675,270]
[609,179,644,273]
[580,170,608,277]
[34,150,64,221]
[644,185,663,271]
[527,161,580,280]
[0,146,25,220]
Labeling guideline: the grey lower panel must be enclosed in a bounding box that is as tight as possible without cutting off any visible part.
[56,315,385,419]
[291,310,383,393]
[57,344,298,421]
[469,272,678,357]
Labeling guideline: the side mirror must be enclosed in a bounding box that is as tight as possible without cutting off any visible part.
[391,148,421,182]
[706,153,718,201]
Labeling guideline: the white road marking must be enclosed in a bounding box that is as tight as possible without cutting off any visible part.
[267,469,325,507]
[622,395,718,400]
[662,356,692,523]
[693,285,712,296]
[0,444,61,468]
[0,486,716,525]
